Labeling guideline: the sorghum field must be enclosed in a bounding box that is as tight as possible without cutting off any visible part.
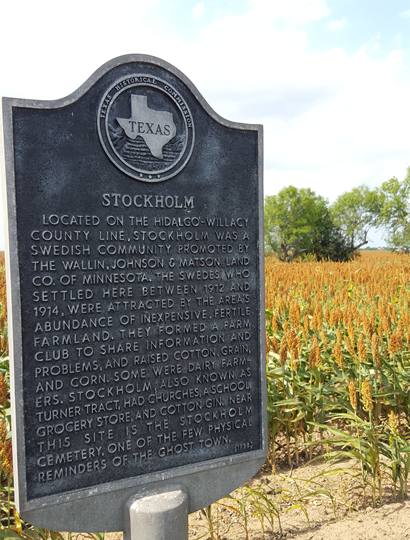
[0,251,409,539]
[265,251,409,489]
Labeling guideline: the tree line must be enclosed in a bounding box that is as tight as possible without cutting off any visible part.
[264,168,410,261]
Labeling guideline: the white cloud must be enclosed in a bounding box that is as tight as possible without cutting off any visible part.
[400,8,410,18]
[1,0,410,248]
[176,4,410,203]
[192,2,205,20]
[327,18,347,31]
[261,45,410,199]
[248,0,330,25]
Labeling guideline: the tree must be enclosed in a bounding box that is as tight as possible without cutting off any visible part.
[264,186,352,261]
[331,186,381,251]
[378,171,410,252]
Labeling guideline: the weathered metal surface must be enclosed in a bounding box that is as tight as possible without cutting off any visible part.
[1,54,266,531]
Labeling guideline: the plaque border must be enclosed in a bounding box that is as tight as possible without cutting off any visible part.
[1,54,266,531]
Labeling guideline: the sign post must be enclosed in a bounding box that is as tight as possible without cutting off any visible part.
[126,489,188,540]
[1,55,266,535]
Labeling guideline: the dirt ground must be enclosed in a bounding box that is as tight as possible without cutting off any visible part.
[187,498,410,539]
[284,501,410,539]
[100,459,409,540]
[187,460,410,539]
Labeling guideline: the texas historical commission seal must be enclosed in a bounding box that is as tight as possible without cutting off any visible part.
[97,75,194,182]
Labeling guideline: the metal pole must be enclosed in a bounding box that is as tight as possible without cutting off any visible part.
[125,489,188,540]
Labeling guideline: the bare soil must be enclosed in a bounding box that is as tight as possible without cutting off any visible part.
[187,495,410,539]
[100,459,409,540]
[187,460,408,539]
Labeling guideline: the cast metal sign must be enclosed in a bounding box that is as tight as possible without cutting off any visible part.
[1,55,266,532]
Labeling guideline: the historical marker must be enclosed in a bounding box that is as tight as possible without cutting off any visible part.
[1,55,266,533]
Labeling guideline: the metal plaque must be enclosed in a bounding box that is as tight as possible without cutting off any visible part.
[1,54,266,531]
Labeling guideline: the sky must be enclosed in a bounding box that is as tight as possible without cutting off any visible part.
[2,0,410,247]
